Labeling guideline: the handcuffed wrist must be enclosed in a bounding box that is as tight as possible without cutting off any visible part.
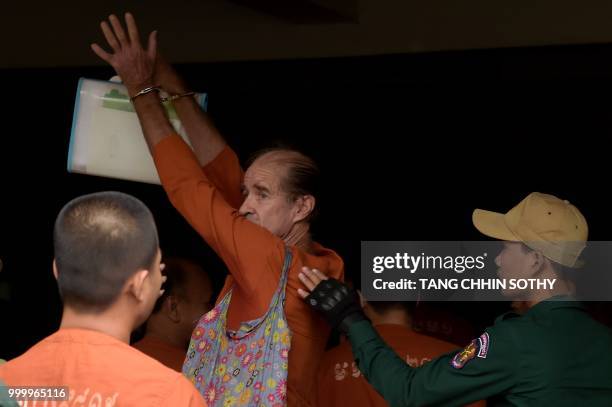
[129,85,162,102]
[160,91,196,103]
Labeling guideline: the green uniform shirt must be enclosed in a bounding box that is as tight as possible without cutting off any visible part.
[349,297,612,406]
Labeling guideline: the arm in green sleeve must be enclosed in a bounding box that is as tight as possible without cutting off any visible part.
[348,320,520,406]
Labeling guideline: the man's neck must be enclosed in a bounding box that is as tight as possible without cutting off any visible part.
[523,283,573,309]
[283,223,313,253]
[517,268,574,309]
[60,306,133,344]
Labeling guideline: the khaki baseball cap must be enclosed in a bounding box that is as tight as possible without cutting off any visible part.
[472,192,588,268]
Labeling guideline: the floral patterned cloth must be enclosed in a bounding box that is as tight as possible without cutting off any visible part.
[183,248,292,407]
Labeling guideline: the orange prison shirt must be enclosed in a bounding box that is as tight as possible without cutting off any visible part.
[132,335,187,372]
[317,324,486,407]
[153,135,344,406]
[0,328,206,406]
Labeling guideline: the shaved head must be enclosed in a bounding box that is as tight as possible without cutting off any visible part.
[54,191,159,312]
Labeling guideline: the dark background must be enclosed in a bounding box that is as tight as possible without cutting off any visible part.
[1,43,612,358]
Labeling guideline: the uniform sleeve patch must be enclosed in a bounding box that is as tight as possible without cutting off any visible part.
[450,340,478,369]
[477,332,489,359]
[450,332,490,369]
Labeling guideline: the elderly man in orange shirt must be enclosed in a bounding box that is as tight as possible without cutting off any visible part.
[91,13,343,406]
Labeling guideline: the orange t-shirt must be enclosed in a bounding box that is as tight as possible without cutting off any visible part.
[0,328,206,406]
[132,335,187,372]
[153,136,345,406]
[317,324,485,407]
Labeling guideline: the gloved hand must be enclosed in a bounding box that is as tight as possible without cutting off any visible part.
[298,267,367,334]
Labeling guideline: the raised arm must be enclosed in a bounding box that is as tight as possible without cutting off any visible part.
[91,13,285,296]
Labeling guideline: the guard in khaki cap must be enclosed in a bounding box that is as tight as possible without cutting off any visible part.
[297,192,612,406]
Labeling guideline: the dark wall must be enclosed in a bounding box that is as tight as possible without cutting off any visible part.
[2,43,612,358]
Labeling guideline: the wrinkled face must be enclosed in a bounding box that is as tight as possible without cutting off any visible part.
[495,242,536,297]
[239,155,300,238]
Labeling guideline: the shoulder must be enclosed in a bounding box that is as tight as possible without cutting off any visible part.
[292,242,344,280]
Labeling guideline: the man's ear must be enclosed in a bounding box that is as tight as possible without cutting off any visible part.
[52,259,59,280]
[165,295,180,323]
[127,269,150,302]
[531,251,547,275]
[293,195,316,223]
